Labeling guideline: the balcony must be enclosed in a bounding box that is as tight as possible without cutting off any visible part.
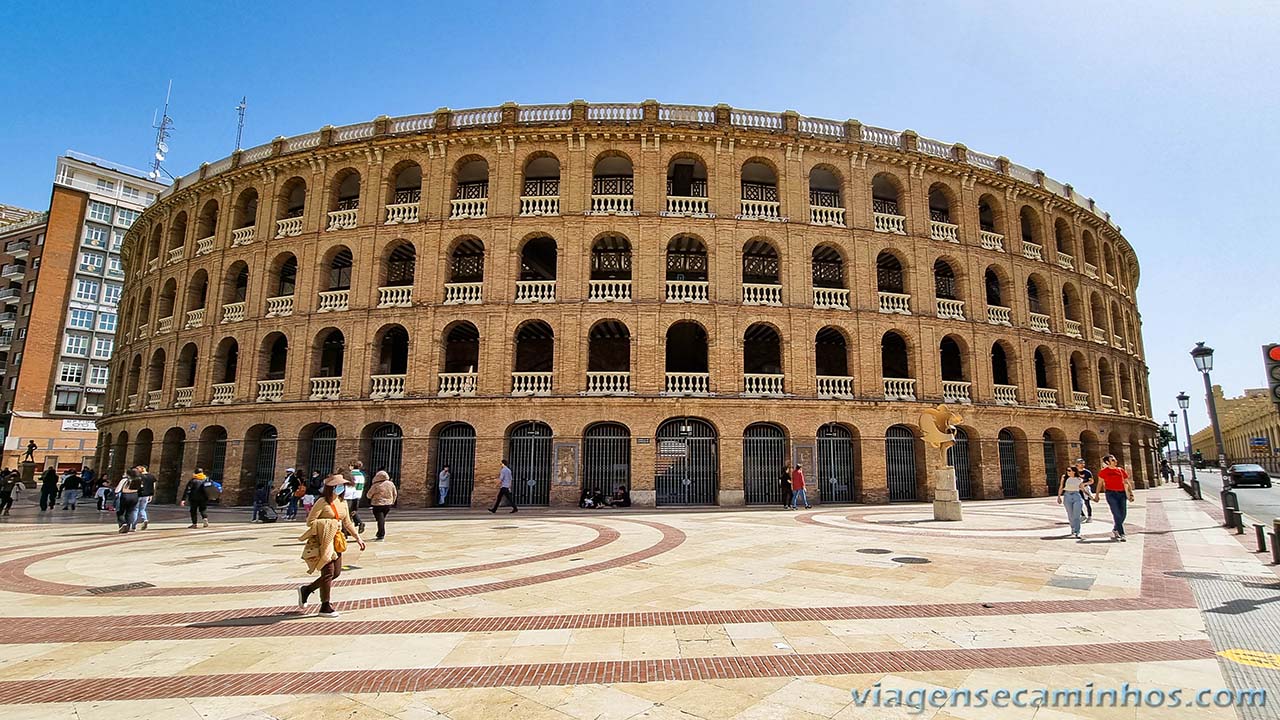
[743,373,784,396]
[0,287,19,302]
[873,212,906,235]
[155,316,173,335]
[5,240,29,258]
[883,378,916,401]
[1121,398,1133,415]
[936,298,965,320]
[590,194,635,216]
[1036,388,1058,408]
[1064,319,1083,338]
[1056,252,1075,271]
[309,377,342,400]
[980,231,1005,252]
[813,287,850,310]
[167,247,184,265]
[585,371,631,396]
[1112,334,1125,349]
[666,280,709,304]
[266,295,294,318]
[742,283,782,306]
[326,208,358,231]
[1092,326,1108,344]
[1072,390,1090,410]
[1029,312,1051,333]
[83,234,107,250]
[511,371,552,396]
[0,311,18,326]
[519,193,560,217]
[256,379,284,403]
[0,265,26,279]
[929,221,959,243]
[666,195,710,218]
[993,384,1019,406]
[816,375,854,399]
[877,291,911,315]
[1100,394,1114,412]
[740,198,781,221]
[211,383,235,405]
[275,216,303,238]
[220,302,246,324]
[127,393,138,410]
[443,282,483,305]
[231,226,255,246]
[0,332,11,350]
[437,372,477,397]
[1021,242,1043,261]
[514,280,556,304]
[145,390,162,410]
[450,197,488,219]
[317,289,350,313]
[173,386,194,408]
[664,372,710,396]
[370,374,407,399]
[984,305,1011,326]
[147,258,159,273]
[588,279,631,303]
[196,236,215,256]
[1104,272,1116,288]
[809,205,845,227]
[1083,262,1099,280]
[378,286,413,308]
[942,380,972,404]
[135,323,149,339]
[185,308,205,329]
[385,202,420,225]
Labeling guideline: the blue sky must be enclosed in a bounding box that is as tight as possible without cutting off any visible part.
[2,1,1276,438]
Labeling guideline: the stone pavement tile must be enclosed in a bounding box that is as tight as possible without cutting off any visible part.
[661,681,772,718]
[549,685,656,719]
[70,698,205,720]
[416,688,573,720]
[185,694,304,720]
[763,677,856,716]
[344,692,447,720]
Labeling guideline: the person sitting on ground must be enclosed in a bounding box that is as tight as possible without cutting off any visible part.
[252,481,271,522]
[578,487,595,509]
[590,487,609,509]
[608,485,631,508]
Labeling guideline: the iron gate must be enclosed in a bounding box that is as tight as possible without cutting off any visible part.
[508,422,552,506]
[817,423,855,503]
[1042,435,1059,495]
[743,424,788,505]
[208,438,227,486]
[885,425,917,502]
[159,433,185,503]
[583,423,630,495]
[308,425,337,479]
[998,429,1019,497]
[369,423,403,486]
[436,423,475,507]
[948,427,973,500]
[655,418,718,505]
[251,427,278,487]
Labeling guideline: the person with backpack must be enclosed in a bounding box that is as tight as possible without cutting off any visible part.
[115,469,142,533]
[180,469,211,528]
[0,470,22,515]
[252,481,271,522]
[1074,458,1095,523]
[367,470,398,541]
[297,474,365,618]
[135,465,156,530]
[279,468,302,520]
[38,467,58,512]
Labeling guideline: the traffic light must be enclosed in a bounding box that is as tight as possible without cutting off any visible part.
[1266,344,1280,406]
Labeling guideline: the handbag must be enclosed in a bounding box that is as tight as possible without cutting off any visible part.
[328,500,348,553]
[292,484,306,498]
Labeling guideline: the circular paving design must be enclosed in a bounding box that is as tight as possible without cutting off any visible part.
[799,498,1143,538]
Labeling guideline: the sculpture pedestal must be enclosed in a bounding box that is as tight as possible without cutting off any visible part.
[933,467,963,521]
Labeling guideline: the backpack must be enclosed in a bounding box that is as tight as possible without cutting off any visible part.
[275,487,292,505]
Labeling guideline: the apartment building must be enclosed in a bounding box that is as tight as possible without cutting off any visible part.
[0,204,38,227]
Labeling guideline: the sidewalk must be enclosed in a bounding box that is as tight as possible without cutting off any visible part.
[0,485,1274,718]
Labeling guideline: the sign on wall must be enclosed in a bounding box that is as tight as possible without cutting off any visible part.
[61,419,98,432]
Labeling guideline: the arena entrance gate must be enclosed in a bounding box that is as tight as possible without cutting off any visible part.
[1042,433,1060,495]
[435,423,475,507]
[508,422,552,506]
[948,427,974,500]
[251,427,278,487]
[582,423,630,497]
[308,425,337,479]
[743,423,788,505]
[817,423,855,504]
[998,429,1019,497]
[655,418,718,505]
[885,425,917,502]
[368,423,403,486]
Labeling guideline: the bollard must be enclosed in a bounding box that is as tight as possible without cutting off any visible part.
[1235,511,1246,535]
[1193,479,1202,500]
[1221,490,1239,526]
[1272,532,1280,565]
[1256,524,1268,553]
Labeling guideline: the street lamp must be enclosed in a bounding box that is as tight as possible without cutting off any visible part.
[1191,342,1227,473]
[1177,391,1196,481]
[1167,410,1180,464]
[1161,421,1172,461]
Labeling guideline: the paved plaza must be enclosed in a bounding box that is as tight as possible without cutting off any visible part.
[0,486,1276,719]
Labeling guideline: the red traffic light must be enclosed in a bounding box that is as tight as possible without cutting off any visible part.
[1270,345,1280,362]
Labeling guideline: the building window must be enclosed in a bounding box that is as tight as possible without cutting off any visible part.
[26,280,35,294]
[103,284,121,305]
[59,363,84,384]
[31,258,39,270]
[89,365,109,386]
[107,256,123,276]
[116,208,138,228]
[11,351,19,366]
[20,303,30,317]
[110,230,125,251]
[64,334,89,356]
[17,328,25,340]
[122,185,140,199]
[36,233,45,246]
[96,178,115,192]
[88,201,113,223]
[96,312,116,332]
[74,279,100,302]
[84,225,107,247]
[146,192,156,202]
[7,377,16,391]
[69,309,94,329]
[80,252,104,273]
[93,337,113,359]
[55,390,80,412]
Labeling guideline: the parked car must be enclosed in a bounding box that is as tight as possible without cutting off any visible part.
[1227,464,1273,488]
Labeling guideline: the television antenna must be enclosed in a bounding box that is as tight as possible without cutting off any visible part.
[148,80,175,182]
[234,96,247,151]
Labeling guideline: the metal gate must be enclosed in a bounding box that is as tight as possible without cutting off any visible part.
[159,433,185,503]
[998,429,1019,497]
[436,423,475,507]
[251,427,278,486]
[208,438,227,486]
[743,423,787,505]
[308,425,337,479]
[885,425,917,502]
[948,427,973,500]
[583,423,630,495]
[1042,435,1059,495]
[655,418,718,505]
[817,423,855,504]
[508,422,552,506]
[369,423,403,486]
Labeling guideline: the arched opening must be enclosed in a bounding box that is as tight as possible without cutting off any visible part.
[1027,275,1049,329]
[512,321,553,396]
[260,333,288,380]
[328,168,361,217]
[234,188,258,230]
[137,288,153,331]
[582,423,631,500]
[1062,283,1081,325]
[299,423,337,480]
[380,242,415,307]
[159,427,186,503]
[665,321,709,395]
[222,261,249,306]
[166,212,188,258]
[815,326,850,397]
[934,259,961,319]
[743,423,788,505]
[309,329,344,399]
[872,173,905,233]
[818,423,860,503]
[125,355,142,405]
[365,423,403,486]
[743,323,783,395]
[740,159,779,220]
[998,428,1020,497]
[451,157,489,218]
[1098,357,1117,410]
[667,155,708,216]
[1069,352,1090,407]
[132,428,154,469]
[876,251,908,314]
[666,235,708,302]
[1080,430,1102,471]
[1019,206,1040,248]
[1090,292,1108,339]
[655,417,718,506]
[435,423,476,507]
[374,325,409,392]
[587,320,630,395]
[812,245,847,309]
[213,337,238,387]
[940,335,967,402]
[109,431,128,483]
[158,278,177,322]
[1082,230,1100,274]
[438,322,478,397]
[385,161,422,223]
[146,225,162,263]
[245,424,279,489]
[270,253,297,304]
[1054,218,1074,261]
[175,343,198,392]
[977,193,1003,236]
[742,238,780,305]
[275,177,306,237]
[991,341,1015,404]
[1043,429,1067,495]
[146,348,166,395]
[590,154,634,214]
[949,427,975,500]
[1034,347,1057,407]
[808,165,843,226]
[197,199,219,241]
[520,154,560,215]
[507,421,553,506]
[928,183,957,242]
[324,246,353,291]
[516,235,557,303]
[885,425,921,501]
[444,236,484,304]
[185,269,209,318]
[197,425,228,488]
[984,267,1007,310]
[881,331,913,400]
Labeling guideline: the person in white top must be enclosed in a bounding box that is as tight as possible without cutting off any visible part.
[343,462,367,535]
[1056,466,1086,539]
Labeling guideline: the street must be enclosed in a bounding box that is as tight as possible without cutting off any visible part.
[1175,461,1280,525]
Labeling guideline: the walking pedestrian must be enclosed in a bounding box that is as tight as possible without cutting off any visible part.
[23,440,37,463]
[368,470,398,541]
[38,466,58,512]
[779,464,793,508]
[1099,454,1133,541]
[0,470,22,515]
[60,469,83,510]
[297,474,365,618]
[135,465,156,529]
[251,481,271,522]
[1057,466,1086,538]
[790,464,812,510]
[1160,459,1172,483]
[180,469,211,528]
[281,468,301,520]
[488,458,518,513]
[437,464,451,507]
[1074,458,1094,523]
[80,466,95,492]
[115,469,142,533]
[345,461,367,534]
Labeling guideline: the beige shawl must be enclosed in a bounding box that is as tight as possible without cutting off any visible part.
[299,497,352,574]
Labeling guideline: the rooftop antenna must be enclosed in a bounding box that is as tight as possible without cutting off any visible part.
[234,96,247,151]
[148,80,175,182]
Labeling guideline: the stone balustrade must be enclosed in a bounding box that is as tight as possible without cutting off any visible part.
[665,196,710,217]
[220,302,245,324]
[1072,390,1090,409]
[877,291,911,315]
[317,289,350,312]
[936,298,965,320]
[450,197,487,219]
[589,194,634,215]
[816,375,854,398]
[511,371,552,396]
[1065,319,1082,338]
[666,280,708,303]
[942,380,972,404]
[514,280,556,303]
[384,202,419,225]
[377,286,413,308]
[739,198,780,221]
[196,236,215,255]
[443,282,483,305]
[211,382,235,405]
[145,389,161,409]
[743,373,784,396]
[309,377,341,400]
[167,247,184,265]
[185,308,205,329]
[1022,242,1043,261]
[993,384,1019,406]
[980,231,1005,252]
[1056,252,1075,270]
[588,279,631,303]
[664,372,710,396]
[1101,394,1115,412]
[809,205,845,227]
[370,374,406,399]
[266,295,294,317]
[519,195,559,216]
[231,226,255,246]
[742,283,782,306]
[1092,326,1109,344]
[437,372,477,397]
[275,217,303,238]
[929,220,959,243]
[813,287,850,310]
[257,379,284,403]
[136,323,149,340]
[173,386,194,408]
[586,371,631,396]
[1084,263,1099,280]
[883,378,916,401]
[156,316,173,334]
[1029,312,1051,333]
[873,212,906,234]
[326,208,357,231]
[1036,387,1058,408]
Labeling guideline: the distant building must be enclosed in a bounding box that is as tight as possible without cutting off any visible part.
[0,152,163,471]
[1190,386,1280,463]
[0,204,38,228]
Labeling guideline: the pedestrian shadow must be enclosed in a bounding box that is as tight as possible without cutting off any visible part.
[1204,595,1280,615]
[187,612,315,628]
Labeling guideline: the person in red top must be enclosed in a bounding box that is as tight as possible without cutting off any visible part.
[1097,454,1134,541]
[789,464,811,510]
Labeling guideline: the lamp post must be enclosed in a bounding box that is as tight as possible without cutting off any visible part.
[1191,342,1227,473]
[1167,411,1180,463]
[1177,391,1196,481]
